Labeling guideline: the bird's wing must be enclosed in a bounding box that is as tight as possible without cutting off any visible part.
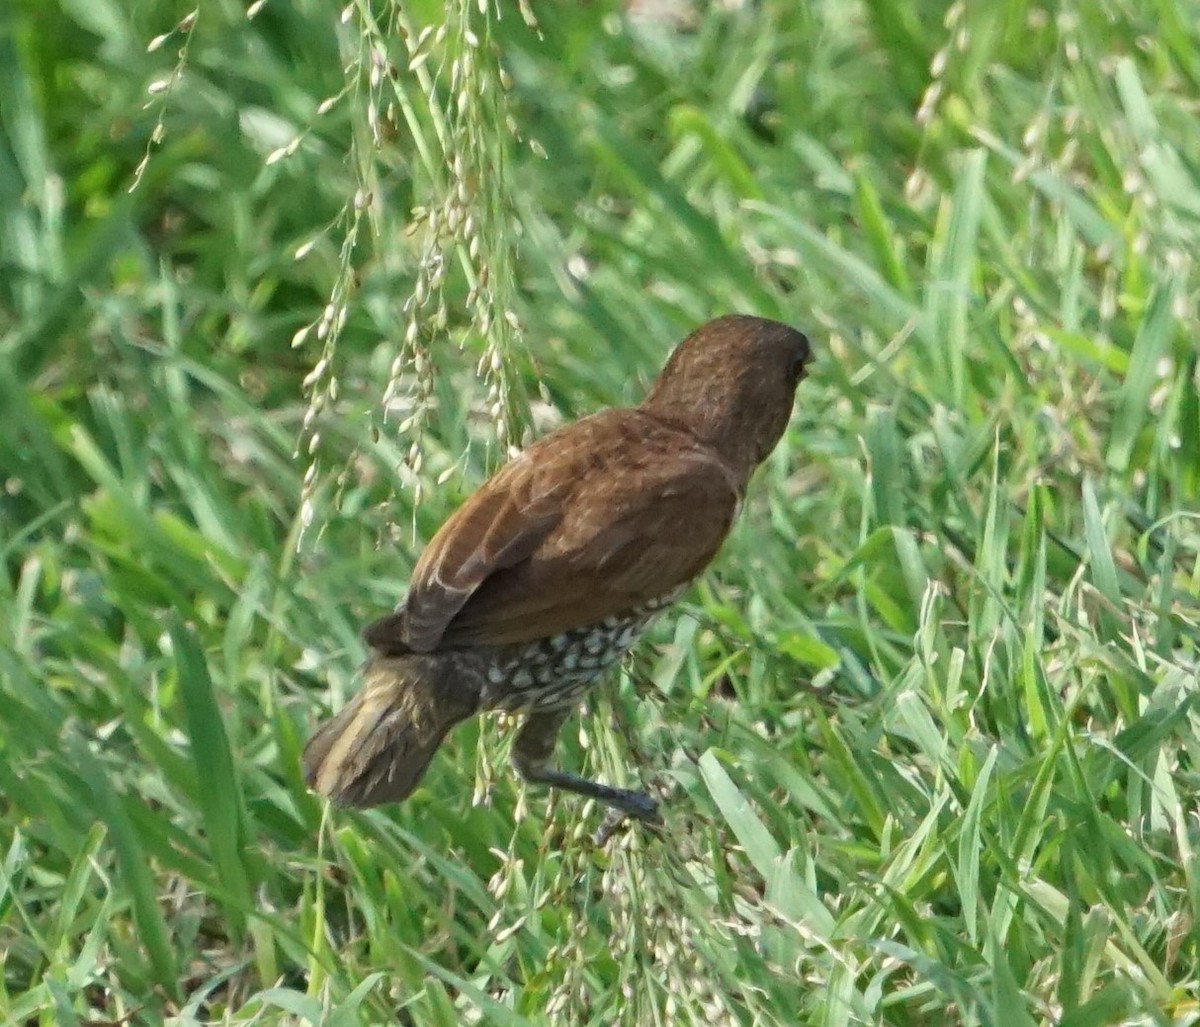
[364,453,568,653]
[362,410,742,652]
[439,450,740,646]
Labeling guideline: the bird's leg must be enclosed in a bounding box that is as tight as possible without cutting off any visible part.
[511,707,661,832]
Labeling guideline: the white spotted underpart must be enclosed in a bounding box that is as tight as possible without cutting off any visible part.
[481,590,683,713]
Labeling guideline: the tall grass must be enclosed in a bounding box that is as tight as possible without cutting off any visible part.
[1,0,1197,1023]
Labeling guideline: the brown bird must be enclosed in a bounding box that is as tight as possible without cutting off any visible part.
[303,314,812,830]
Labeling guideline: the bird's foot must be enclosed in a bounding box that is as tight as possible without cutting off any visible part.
[593,789,661,845]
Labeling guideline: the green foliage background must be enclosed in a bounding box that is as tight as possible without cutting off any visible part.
[2,0,1198,1023]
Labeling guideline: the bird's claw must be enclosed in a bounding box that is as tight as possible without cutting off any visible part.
[593,794,661,845]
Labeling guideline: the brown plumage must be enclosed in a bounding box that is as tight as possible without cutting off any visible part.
[303,314,813,829]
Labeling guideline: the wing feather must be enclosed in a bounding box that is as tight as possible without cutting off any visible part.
[362,410,741,653]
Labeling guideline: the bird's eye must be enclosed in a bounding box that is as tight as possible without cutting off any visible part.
[787,332,812,381]
[790,350,810,381]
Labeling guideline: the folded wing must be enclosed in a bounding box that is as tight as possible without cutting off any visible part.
[362,410,742,653]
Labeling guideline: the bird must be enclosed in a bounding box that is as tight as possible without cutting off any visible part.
[303,314,813,832]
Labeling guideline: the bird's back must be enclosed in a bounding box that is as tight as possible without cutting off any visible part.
[364,408,743,653]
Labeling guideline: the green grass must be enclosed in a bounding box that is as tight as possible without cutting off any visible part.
[2,0,1199,1023]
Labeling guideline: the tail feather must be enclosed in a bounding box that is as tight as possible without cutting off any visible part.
[303,654,474,808]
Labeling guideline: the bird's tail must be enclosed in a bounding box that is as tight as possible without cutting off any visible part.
[303,654,476,808]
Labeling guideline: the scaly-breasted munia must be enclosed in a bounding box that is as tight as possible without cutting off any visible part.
[303,314,813,829]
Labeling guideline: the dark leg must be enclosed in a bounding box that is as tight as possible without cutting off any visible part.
[511,708,661,830]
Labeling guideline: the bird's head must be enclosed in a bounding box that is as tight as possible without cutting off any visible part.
[641,314,813,478]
